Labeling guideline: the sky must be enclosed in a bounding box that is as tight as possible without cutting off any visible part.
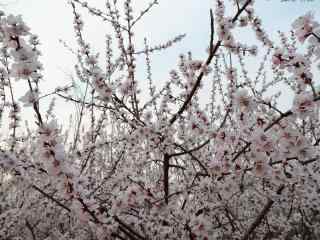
[1,0,320,129]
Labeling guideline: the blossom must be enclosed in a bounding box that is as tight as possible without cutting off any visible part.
[187,60,212,75]
[239,16,249,27]
[281,131,316,161]
[93,76,113,101]
[251,129,275,153]
[2,14,30,37]
[226,67,237,82]
[11,61,38,80]
[19,90,39,107]
[234,88,255,112]
[292,12,319,43]
[209,159,222,175]
[287,54,311,75]
[0,151,17,170]
[249,150,270,177]
[292,92,316,118]
[10,43,37,62]
[272,48,286,67]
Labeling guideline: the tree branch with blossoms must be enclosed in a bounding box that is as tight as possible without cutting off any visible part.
[0,1,320,239]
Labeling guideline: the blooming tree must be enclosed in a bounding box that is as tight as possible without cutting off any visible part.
[0,0,320,239]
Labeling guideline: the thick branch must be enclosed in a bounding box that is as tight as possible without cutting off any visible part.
[241,185,285,240]
[163,153,170,204]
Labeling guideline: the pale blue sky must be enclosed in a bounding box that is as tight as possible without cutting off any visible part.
[2,0,320,126]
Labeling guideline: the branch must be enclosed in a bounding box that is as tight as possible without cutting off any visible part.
[27,79,43,126]
[114,216,147,240]
[169,0,252,126]
[170,108,230,158]
[169,41,221,125]
[232,95,320,163]
[32,185,71,212]
[25,219,36,240]
[163,153,170,204]
[241,185,285,240]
